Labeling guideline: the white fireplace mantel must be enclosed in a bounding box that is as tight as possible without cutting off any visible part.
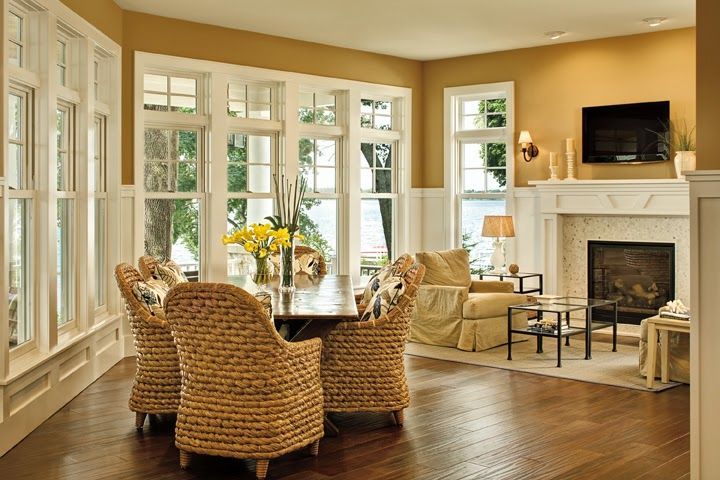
[527,179,690,295]
[528,179,690,217]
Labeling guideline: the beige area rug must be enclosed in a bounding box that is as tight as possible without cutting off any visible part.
[405,339,680,392]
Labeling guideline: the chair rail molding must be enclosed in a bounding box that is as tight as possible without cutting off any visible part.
[528,179,690,295]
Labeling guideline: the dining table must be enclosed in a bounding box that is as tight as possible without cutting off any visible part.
[227,274,359,436]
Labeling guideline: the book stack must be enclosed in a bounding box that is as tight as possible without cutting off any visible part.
[659,311,690,321]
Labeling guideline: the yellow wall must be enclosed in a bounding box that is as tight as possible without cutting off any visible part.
[697,0,720,170]
[121,12,423,186]
[423,28,696,187]
[59,0,123,44]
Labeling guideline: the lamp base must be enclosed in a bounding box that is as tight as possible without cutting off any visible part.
[489,237,506,274]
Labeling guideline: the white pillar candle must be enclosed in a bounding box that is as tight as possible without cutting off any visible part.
[549,152,558,167]
[566,138,575,152]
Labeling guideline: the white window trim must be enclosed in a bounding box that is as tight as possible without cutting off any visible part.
[444,81,515,252]
[134,51,412,284]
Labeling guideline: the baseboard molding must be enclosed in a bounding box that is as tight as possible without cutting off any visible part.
[0,319,125,456]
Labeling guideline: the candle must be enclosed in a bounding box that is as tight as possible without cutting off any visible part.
[566,138,575,152]
[549,152,558,167]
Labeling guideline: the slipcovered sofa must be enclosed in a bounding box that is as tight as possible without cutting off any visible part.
[639,317,690,384]
[409,248,528,351]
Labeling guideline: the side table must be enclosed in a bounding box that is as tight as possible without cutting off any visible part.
[478,272,543,295]
[645,315,691,389]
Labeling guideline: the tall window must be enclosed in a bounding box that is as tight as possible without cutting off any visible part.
[56,102,76,327]
[8,10,23,67]
[226,132,276,274]
[93,115,107,309]
[447,82,513,273]
[56,39,67,86]
[8,85,34,350]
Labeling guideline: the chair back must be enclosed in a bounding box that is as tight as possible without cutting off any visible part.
[270,245,328,276]
[138,255,161,281]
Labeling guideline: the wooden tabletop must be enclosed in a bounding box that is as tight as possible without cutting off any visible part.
[227,275,359,322]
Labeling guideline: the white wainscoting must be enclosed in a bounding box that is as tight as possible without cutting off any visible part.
[688,171,720,479]
[410,188,446,253]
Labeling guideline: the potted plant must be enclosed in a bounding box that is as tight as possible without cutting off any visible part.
[649,119,696,179]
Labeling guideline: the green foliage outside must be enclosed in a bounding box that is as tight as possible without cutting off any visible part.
[472,98,507,189]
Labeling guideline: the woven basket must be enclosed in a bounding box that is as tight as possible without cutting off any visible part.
[321,263,426,426]
[114,263,181,430]
[164,282,324,480]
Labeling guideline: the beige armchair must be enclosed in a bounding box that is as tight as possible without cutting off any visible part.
[409,249,529,351]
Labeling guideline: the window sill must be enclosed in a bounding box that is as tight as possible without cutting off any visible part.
[2,313,124,386]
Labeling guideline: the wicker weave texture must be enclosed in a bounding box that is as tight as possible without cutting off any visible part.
[164,282,324,461]
[270,245,328,276]
[321,264,426,413]
[138,255,161,280]
[114,263,181,416]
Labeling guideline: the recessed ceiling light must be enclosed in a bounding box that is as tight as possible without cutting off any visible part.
[643,17,667,27]
[545,31,566,40]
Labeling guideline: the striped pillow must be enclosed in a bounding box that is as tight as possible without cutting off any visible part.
[154,261,188,287]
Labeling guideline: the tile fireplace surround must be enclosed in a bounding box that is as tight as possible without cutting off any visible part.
[527,179,690,317]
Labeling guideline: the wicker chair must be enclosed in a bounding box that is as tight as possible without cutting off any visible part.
[114,263,181,430]
[321,263,426,427]
[138,255,161,280]
[270,245,328,276]
[164,282,324,480]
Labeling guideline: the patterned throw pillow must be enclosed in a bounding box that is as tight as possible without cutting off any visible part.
[360,253,414,305]
[360,276,407,322]
[295,252,321,275]
[154,261,188,287]
[132,279,170,320]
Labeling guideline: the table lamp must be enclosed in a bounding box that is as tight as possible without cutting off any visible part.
[481,215,515,273]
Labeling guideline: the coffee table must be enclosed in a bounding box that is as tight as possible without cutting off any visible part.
[507,297,618,367]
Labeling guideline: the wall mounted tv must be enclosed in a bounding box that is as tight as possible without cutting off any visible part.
[582,101,670,164]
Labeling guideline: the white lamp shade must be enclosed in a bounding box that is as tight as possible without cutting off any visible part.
[482,215,516,238]
[518,130,533,144]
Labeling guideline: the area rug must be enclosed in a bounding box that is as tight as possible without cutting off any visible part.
[405,339,680,392]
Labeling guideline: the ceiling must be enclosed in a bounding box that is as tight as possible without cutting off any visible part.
[113,0,696,61]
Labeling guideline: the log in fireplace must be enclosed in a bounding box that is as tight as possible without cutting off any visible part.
[587,241,675,325]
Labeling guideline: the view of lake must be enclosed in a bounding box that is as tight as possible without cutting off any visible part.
[171,198,506,272]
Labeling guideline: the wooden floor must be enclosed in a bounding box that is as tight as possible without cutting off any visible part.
[0,356,689,480]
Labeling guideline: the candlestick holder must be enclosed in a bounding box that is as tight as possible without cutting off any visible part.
[565,151,577,180]
[549,165,559,181]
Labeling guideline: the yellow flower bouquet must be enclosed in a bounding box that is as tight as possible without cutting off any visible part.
[223,223,291,286]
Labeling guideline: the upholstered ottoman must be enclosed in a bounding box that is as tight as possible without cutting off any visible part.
[458,292,528,352]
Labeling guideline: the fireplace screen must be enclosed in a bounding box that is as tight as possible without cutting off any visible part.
[587,241,675,324]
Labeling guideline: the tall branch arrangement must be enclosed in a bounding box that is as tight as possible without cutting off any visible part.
[267,174,307,236]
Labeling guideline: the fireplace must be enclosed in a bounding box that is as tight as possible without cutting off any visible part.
[587,241,675,324]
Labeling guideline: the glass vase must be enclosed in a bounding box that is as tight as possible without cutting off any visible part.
[253,255,271,292]
[279,237,296,293]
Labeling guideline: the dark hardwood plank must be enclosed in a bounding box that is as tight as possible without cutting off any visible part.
[0,355,689,479]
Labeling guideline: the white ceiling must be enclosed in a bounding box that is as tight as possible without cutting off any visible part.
[113,0,696,61]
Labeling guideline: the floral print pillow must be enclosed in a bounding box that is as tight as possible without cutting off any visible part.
[360,276,407,322]
[360,253,414,306]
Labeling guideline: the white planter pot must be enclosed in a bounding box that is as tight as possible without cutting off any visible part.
[674,151,696,180]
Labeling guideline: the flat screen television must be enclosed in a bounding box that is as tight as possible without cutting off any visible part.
[582,101,670,164]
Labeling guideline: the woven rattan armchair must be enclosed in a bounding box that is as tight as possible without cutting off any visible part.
[114,263,181,430]
[270,245,328,276]
[138,255,160,280]
[321,263,426,427]
[164,282,324,480]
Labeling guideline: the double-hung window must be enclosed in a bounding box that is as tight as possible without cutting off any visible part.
[56,101,76,328]
[446,82,514,273]
[359,97,400,275]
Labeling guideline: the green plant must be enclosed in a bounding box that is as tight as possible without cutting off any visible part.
[648,119,696,153]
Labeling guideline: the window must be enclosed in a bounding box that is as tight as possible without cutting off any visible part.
[93,115,107,309]
[143,73,198,114]
[8,86,31,190]
[8,11,23,67]
[361,98,392,130]
[299,137,341,272]
[227,82,273,120]
[360,141,396,274]
[298,92,336,125]
[446,82,514,274]
[56,39,67,86]
[226,133,276,275]
[56,102,76,327]
[144,126,203,276]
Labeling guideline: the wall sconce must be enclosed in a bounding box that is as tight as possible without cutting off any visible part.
[518,130,539,162]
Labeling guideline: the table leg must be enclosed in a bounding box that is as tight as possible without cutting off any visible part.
[507,308,512,361]
[661,330,670,384]
[537,335,543,354]
[586,307,593,360]
[556,312,562,368]
[646,323,658,389]
[539,274,543,295]
[612,302,618,352]
[324,414,339,437]
[565,311,571,347]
